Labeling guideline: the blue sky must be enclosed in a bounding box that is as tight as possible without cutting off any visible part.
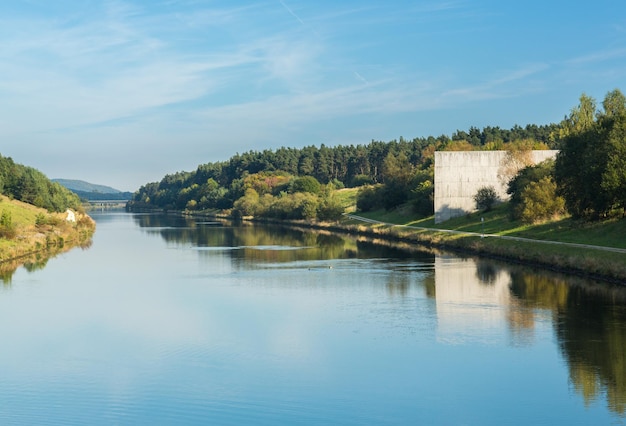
[1,0,625,191]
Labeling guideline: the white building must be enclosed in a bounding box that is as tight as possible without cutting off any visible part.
[434,150,558,223]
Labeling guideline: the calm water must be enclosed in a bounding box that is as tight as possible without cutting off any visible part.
[0,212,624,425]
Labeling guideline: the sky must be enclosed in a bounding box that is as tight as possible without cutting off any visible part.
[1,0,625,191]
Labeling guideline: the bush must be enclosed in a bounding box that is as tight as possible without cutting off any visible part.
[266,192,319,220]
[317,196,344,221]
[297,194,319,220]
[329,179,345,190]
[411,180,434,217]
[290,176,322,195]
[233,188,260,216]
[350,174,373,187]
[474,186,498,212]
[35,213,48,227]
[356,185,384,212]
[0,210,16,239]
[507,160,555,220]
[519,177,566,223]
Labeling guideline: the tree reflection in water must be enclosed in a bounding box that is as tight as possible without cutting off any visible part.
[134,214,626,416]
[509,272,626,415]
[0,239,93,285]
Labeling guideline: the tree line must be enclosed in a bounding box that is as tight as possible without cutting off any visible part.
[0,154,82,212]
[128,123,561,220]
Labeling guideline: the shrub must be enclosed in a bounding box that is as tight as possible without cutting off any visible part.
[329,179,345,190]
[262,193,315,220]
[35,213,48,227]
[411,180,434,217]
[298,195,319,220]
[0,210,16,239]
[474,186,499,212]
[519,177,566,223]
[0,210,11,227]
[233,188,260,216]
[350,174,373,187]
[290,176,322,195]
[356,185,384,212]
[507,160,555,220]
[317,196,344,221]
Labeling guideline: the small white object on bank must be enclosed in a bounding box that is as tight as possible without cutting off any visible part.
[66,209,76,222]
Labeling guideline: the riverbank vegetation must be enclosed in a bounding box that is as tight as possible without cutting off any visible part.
[0,155,96,279]
[0,195,95,283]
[128,89,626,282]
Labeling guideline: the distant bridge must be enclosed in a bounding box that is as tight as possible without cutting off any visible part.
[85,200,129,209]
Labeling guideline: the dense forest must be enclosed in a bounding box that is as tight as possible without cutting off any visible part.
[0,154,82,212]
[129,89,626,223]
[128,123,561,220]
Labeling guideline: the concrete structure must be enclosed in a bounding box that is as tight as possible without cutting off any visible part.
[434,150,558,223]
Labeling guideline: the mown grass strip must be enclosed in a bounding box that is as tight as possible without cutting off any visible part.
[356,204,626,249]
[342,204,626,283]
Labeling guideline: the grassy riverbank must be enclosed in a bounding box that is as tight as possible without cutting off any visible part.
[0,195,95,270]
[342,203,626,283]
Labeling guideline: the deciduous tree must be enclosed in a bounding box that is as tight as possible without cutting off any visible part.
[555,89,626,219]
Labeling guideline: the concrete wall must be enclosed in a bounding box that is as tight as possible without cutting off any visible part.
[434,150,558,223]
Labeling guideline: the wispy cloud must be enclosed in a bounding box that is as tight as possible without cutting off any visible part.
[0,3,275,131]
[567,47,626,65]
[441,64,549,101]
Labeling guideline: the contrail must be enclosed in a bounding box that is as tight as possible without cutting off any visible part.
[354,71,368,84]
[279,0,305,26]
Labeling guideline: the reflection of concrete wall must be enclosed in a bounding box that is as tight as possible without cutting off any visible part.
[434,256,512,343]
[434,150,558,223]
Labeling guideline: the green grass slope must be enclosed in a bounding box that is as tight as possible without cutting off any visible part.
[343,202,626,282]
[0,195,95,263]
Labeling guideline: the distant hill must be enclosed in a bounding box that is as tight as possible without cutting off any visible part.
[53,179,133,201]
[52,179,122,194]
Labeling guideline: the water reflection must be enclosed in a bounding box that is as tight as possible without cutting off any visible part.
[133,214,436,268]
[123,214,626,418]
[510,272,626,415]
[134,214,626,418]
[2,212,625,424]
[434,255,626,416]
[0,239,93,285]
[432,256,515,347]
